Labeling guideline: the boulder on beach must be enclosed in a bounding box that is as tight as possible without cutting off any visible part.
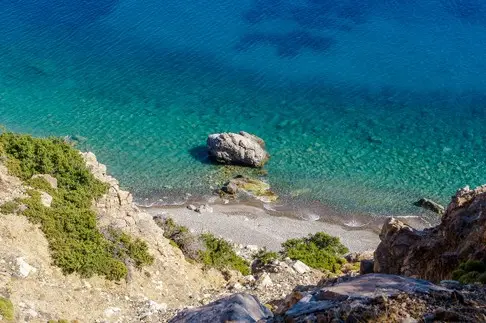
[207,131,269,167]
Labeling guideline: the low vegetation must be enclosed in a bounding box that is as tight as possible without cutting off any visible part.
[253,248,279,265]
[452,260,486,284]
[155,216,250,275]
[157,216,350,275]
[0,131,153,280]
[200,233,250,275]
[282,232,349,272]
[0,200,19,214]
[0,297,14,321]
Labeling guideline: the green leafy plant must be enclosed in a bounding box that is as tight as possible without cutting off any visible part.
[0,131,153,280]
[281,232,349,272]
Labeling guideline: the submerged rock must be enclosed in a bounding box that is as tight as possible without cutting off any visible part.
[169,293,273,323]
[207,131,270,167]
[413,198,445,215]
[221,176,278,203]
[374,184,486,282]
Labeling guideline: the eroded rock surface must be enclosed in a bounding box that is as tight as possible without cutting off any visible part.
[374,184,486,282]
[207,131,269,167]
[169,293,273,323]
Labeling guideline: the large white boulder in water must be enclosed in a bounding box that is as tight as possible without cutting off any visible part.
[207,131,269,167]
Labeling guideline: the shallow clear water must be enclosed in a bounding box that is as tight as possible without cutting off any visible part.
[1,0,485,217]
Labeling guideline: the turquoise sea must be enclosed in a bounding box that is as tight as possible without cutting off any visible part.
[1,0,485,221]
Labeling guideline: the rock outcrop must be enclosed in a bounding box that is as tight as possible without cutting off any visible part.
[207,131,269,167]
[169,293,273,323]
[171,274,486,322]
[374,184,486,282]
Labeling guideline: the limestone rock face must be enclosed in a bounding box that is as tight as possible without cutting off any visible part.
[169,293,273,323]
[374,184,486,282]
[207,131,269,167]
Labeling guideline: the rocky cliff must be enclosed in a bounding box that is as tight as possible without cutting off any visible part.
[374,184,486,282]
[0,152,226,322]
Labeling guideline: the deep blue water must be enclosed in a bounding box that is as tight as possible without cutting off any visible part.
[1,0,485,220]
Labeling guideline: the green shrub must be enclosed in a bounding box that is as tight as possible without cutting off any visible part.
[253,248,279,265]
[458,271,481,284]
[462,260,486,273]
[0,200,19,214]
[282,232,349,272]
[452,260,486,284]
[155,216,203,261]
[478,272,486,284]
[452,269,466,281]
[0,297,14,321]
[0,131,153,280]
[200,233,250,275]
[108,229,154,268]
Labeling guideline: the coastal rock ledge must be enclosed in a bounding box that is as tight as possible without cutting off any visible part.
[207,131,270,167]
[374,184,486,282]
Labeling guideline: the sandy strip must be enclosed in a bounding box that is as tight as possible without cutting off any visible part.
[143,203,381,253]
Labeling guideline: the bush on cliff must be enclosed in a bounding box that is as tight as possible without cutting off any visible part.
[155,216,250,275]
[200,233,250,275]
[0,131,153,280]
[452,260,486,284]
[282,232,348,272]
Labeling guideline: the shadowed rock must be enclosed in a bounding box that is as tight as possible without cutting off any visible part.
[169,293,273,323]
[414,198,445,215]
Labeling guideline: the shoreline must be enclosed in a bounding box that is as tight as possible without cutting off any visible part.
[140,197,434,253]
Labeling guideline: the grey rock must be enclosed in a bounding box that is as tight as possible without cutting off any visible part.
[16,257,37,278]
[359,259,374,275]
[284,274,453,320]
[169,293,273,323]
[196,204,213,213]
[439,280,462,290]
[413,198,445,215]
[207,131,269,167]
[187,204,197,211]
[222,181,239,195]
[291,260,310,274]
[256,273,273,289]
[40,192,53,208]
